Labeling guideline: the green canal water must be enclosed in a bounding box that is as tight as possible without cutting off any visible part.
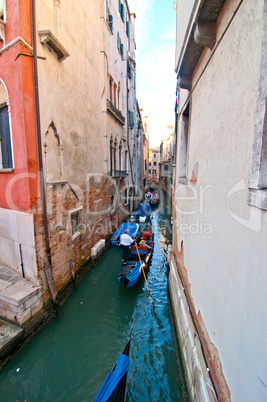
[0,193,189,401]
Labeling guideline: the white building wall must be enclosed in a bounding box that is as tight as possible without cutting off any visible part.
[0,208,39,285]
[173,0,267,400]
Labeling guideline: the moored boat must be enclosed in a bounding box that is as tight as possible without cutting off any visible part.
[129,203,151,223]
[118,223,153,288]
[93,337,131,402]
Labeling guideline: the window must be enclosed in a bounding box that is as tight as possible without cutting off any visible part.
[108,15,113,34]
[149,162,151,166]
[117,85,120,110]
[114,84,117,107]
[113,142,117,172]
[110,195,114,208]
[119,0,124,22]
[119,145,122,171]
[109,77,113,102]
[154,153,156,158]
[145,159,147,170]
[178,103,190,183]
[164,165,169,171]
[125,150,127,171]
[149,169,151,174]
[153,169,157,174]
[0,0,5,21]
[71,209,82,236]
[126,20,130,38]
[127,60,132,79]
[117,32,123,57]
[153,161,157,166]
[129,111,134,128]
[124,188,128,204]
[0,81,13,170]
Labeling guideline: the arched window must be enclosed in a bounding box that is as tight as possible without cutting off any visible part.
[0,80,13,169]
[0,0,5,21]
[44,121,63,181]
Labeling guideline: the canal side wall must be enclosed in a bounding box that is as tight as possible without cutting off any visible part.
[168,246,217,402]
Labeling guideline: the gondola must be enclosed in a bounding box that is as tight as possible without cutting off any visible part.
[118,222,153,288]
[129,203,151,223]
[149,194,160,207]
[93,338,131,402]
[111,222,139,246]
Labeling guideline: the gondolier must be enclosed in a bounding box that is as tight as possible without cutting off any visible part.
[120,229,135,264]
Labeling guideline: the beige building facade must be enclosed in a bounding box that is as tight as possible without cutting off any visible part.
[148,147,160,183]
[159,125,175,197]
[169,0,267,401]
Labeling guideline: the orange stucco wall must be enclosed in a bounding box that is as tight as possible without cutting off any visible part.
[0,0,39,212]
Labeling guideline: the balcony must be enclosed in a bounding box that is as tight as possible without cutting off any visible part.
[111,170,127,178]
[107,99,125,125]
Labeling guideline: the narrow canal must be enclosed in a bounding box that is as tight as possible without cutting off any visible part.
[0,192,189,401]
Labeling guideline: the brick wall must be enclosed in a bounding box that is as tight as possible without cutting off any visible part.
[32,176,129,304]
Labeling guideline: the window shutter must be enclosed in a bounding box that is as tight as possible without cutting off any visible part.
[118,0,121,12]
[129,111,134,129]
[121,3,124,22]
[126,20,129,37]
[120,43,123,57]
[109,15,113,34]
[0,106,13,169]
[127,60,131,78]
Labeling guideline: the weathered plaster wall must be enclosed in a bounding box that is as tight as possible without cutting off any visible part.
[0,0,40,281]
[173,0,267,400]
[0,208,39,285]
[0,0,39,212]
[37,0,104,181]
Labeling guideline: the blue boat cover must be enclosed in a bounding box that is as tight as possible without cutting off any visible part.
[132,203,151,217]
[93,353,129,402]
[125,262,141,287]
[111,222,138,246]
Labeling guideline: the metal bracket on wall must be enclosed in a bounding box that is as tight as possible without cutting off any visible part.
[14,52,46,61]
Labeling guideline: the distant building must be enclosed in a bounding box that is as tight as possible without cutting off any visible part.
[169,1,267,401]
[148,148,160,184]
[159,125,175,197]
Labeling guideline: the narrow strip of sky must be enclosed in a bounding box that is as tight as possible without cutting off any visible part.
[131,0,177,147]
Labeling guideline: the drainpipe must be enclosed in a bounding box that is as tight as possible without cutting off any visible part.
[31,0,59,309]
[134,71,138,198]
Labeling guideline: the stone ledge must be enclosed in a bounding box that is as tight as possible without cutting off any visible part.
[0,320,23,354]
[0,281,42,307]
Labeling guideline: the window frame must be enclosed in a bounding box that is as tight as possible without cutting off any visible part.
[248,9,267,211]
[0,0,6,21]
[0,80,14,171]
[70,207,83,238]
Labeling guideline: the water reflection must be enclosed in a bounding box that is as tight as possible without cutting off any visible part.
[0,192,189,401]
